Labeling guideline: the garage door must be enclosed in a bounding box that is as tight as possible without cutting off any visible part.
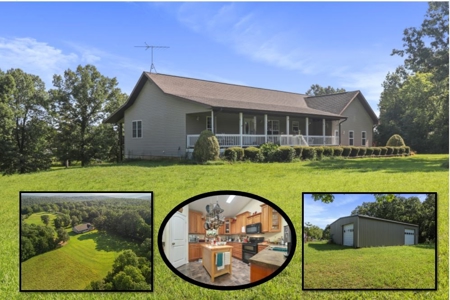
[343,224,354,246]
[405,229,415,245]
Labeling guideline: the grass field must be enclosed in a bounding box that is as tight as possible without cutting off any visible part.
[23,212,58,227]
[21,228,140,290]
[304,241,436,289]
[1,154,448,299]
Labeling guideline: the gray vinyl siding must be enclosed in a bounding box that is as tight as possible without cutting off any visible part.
[330,215,418,248]
[124,81,209,157]
[340,95,375,146]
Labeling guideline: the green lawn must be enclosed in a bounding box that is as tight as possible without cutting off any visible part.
[1,154,447,299]
[23,212,58,227]
[21,229,140,290]
[304,242,436,289]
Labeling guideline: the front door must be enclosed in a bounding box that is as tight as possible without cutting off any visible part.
[343,224,354,246]
[169,212,187,268]
[244,117,256,134]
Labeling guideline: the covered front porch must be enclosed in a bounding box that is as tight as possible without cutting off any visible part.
[186,110,341,149]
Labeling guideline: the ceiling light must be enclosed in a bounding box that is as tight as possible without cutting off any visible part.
[226,195,235,203]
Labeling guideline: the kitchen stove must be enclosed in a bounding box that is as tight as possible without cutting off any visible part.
[242,237,264,264]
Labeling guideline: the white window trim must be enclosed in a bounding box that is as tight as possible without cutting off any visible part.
[348,130,354,146]
[292,121,300,134]
[361,131,367,147]
[132,120,143,139]
[206,116,212,132]
[268,120,280,135]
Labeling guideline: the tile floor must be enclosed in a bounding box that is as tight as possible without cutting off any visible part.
[177,257,250,286]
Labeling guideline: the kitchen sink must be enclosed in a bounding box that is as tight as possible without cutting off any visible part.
[270,247,287,252]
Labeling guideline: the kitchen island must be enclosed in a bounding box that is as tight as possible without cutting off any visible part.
[249,246,287,283]
[201,244,233,282]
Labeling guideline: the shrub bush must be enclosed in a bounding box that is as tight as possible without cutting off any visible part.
[392,147,399,155]
[342,147,352,157]
[224,148,237,162]
[323,147,334,157]
[193,130,220,163]
[333,147,343,157]
[277,146,295,162]
[404,146,411,155]
[397,147,405,155]
[358,147,367,157]
[380,147,388,156]
[315,147,324,160]
[366,147,374,156]
[301,147,316,160]
[386,134,406,147]
[244,147,261,162]
[260,142,279,162]
[372,147,380,156]
[386,147,394,155]
[349,147,359,157]
[293,146,304,159]
[227,147,244,160]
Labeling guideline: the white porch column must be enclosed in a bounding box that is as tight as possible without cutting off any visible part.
[253,116,257,134]
[211,110,214,134]
[264,114,268,143]
[322,118,326,144]
[306,117,309,142]
[239,112,243,147]
[286,116,290,135]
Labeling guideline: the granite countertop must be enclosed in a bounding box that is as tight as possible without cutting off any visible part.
[200,244,233,250]
[249,246,287,269]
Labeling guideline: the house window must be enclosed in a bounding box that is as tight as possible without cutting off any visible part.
[267,120,280,135]
[292,121,300,134]
[349,130,354,146]
[132,120,142,138]
[361,131,367,147]
[206,116,212,132]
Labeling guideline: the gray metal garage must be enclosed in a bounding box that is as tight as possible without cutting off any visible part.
[329,215,419,248]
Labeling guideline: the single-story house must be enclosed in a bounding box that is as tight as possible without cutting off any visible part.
[104,73,378,159]
[329,215,418,248]
[72,223,94,234]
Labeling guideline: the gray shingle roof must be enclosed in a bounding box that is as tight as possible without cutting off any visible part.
[104,72,377,123]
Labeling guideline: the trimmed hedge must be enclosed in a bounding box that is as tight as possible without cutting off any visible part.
[342,147,352,157]
[333,147,343,156]
[277,146,295,162]
[349,147,359,157]
[397,147,405,155]
[293,146,304,159]
[224,148,237,162]
[372,147,381,156]
[228,147,244,160]
[193,130,220,163]
[315,147,324,160]
[380,147,388,155]
[386,147,394,155]
[244,147,261,162]
[386,134,406,147]
[366,147,374,156]
[392,147,399,155]
[260,142,279,162]
[404,146,411,155]
[323,147,334,157]
[358,147,367,157]
[301,147,316,160]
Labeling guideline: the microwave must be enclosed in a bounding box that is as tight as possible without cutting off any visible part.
[246,222,262,234]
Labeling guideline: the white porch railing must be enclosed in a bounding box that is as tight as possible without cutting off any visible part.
[187,134,337,148]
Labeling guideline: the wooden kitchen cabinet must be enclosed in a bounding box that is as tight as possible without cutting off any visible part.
[258,244,268,252]
[236,211,250,234]
[260,205,281,233]
[250,263,275,283]
[189,243,202,261]
[228,242,242,260]
[230,219,236,234]
[247,213,262,225]
[189,210,205,234]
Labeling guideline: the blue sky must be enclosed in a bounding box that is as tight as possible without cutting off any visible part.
[0,2,428,116]
[304,193,428,229]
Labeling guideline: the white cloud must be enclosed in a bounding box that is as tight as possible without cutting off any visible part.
[0,37,78,86]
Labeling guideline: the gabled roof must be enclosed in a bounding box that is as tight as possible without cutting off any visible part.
[104,73,377,124]
[305,91,378,124]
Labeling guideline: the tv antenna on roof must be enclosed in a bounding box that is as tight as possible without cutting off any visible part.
[134,43,169,73]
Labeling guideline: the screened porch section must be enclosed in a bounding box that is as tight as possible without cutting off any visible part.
[186,111,340,149]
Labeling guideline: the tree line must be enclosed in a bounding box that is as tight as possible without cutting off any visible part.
[0,65,128,175]
[21,198,152,262]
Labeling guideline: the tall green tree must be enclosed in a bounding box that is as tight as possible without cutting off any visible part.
[41,215,50,226]
[0,69,52,174]
[377,3,449,153]
[50,65,127,166]
[306,84,346,96]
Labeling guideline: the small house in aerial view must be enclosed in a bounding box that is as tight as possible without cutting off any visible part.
[72,223,94,234]
[329,215,418,248]
[104,73,378,159]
